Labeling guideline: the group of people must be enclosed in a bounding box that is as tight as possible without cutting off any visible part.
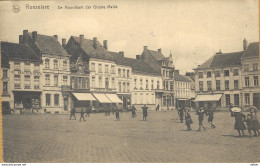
[177,106,216,131]
[230,104,260,137]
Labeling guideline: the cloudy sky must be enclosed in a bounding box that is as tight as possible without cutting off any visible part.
[0,0,258,74]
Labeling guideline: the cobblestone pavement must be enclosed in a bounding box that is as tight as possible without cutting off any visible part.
[2,111,260,163]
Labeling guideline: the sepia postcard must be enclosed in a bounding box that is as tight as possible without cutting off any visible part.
[0,0,259,165]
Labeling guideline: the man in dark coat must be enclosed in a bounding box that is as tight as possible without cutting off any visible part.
[131,105,137,118]
[86,106,91,117]
[206,106,216,128]
[184,107,192,131]
[79,108,86,122]
[197,107,206,131]
[70,107,76,120]
[142,105,148,121]
[178,106,184,123]
[115,106,120,121]
[231,111,246,137]
[156,104,160,112]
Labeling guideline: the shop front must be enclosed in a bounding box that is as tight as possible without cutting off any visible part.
[194,94,223,109]
[72,93,97,112]
[117,94,131,109]
[176,98,191,109]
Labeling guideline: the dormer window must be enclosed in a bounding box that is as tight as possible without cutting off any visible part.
[54,59,58,69]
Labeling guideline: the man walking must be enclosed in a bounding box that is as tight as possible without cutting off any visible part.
[115,106,120,121]
[142,105,148,121]
[70,107,76,120]
[86,106,91,117]
[131,105,137,118]
[156,104,160,112]
[79,108,86,122]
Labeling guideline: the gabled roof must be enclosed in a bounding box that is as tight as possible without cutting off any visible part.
[28,33,70,57]
[174,71,191,82]
[242,42,259,58]
[195,51,243,70]
[145,49,165,60]
[1,42,41,68]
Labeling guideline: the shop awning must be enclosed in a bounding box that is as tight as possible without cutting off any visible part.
[105,94,123,103]
[72,93,96,101]
[92,93,112,103]
[194,94,222,102]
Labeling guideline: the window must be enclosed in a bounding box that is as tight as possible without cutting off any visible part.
[111,77,115,88]
[146,80,149,89]
[14,75,21,88]
[122,69,125,78]
[105,78,109,89]
[46,94,51,106]
[54,75,58,86]
[98,64,102,73]
[123,82,126,92]
[85,79,89,89]
[63,61,68,70]
[3,82,8,93]
[166,71,169,77]
[207,71,211,78]
[233,69,239,76]
[140,79,143,89]
[157,81,160,89]
[54,60,58,69]
[234,80,239,89]
[224,70,229,77]
[14,60,20,65]
[163,81,166,90]
[198,72,203,78]
[24,75,30,89]
[254,76,258,86]
[199,81,203,91]
[63,76,68,85]
[225,80,229,90]
[151,80,154,89]
[99,76,102,87]
[118,82,121,92]
[54,94,59,106]
[244,64,249,71]
[253,63,258,71]
[71,77,75,89]
[215,71,220,77]
[24,60,30,66]
[34,61,40,66]
[78,77,83,89]
[127,83,130,92]
[105,65,109,73]
[245,93,250,105]
[127,70,130,78]
[92,76,95,87]
[33,76,39,89]
[170,82,174,90]
[225,94,230,106]
[91,63,95,71]
[118,69,121,77]
[234,94,239,106]
[207,81,212,91]
[162,70,165,77]
[3,70,8,77]
[245,77,249,87]
[111,65,115,74]
[134,79,137,89]
[45,59,50,69]
[166,81,168,90]
[45,74,50,86]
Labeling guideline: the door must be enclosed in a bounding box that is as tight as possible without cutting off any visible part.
[253,93,260,109]
[234,94,239,106]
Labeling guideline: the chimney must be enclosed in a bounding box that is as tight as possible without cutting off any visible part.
[103,40,108,50]
[158,48,161,53]
[19,35,23,44]
[32,31,37,42]
[93,37,97,49]
[144,46,148,50]
[119,51,124,57]
[243,38,248,51]
[136,55,140,60]
[23,30,29,44]
[79,34,84,48]
[53,35,58,40]
[62,38,66,47]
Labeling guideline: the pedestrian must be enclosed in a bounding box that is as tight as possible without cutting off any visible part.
[115,106,120,121]
[250,108,260,136]
[206,106,216,128]
[79,108,86,122]
[179,106,184,123]
[156,104,160,112]
[70,107,76,120]
[108,105,111,116]
[44,108,47,114]
[230,108,246,137]
[131,105,137,118]
[86,106,91,117]
[245,114,254,138]
[142,105,148,121]
[112,105,115,115]
[197,107,206,131]
[104,105,108,116]
[184,107,192,131]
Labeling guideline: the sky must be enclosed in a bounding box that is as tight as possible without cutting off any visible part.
[0,0,259,74]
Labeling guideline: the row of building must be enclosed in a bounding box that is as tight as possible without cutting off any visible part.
[1,30,192,114]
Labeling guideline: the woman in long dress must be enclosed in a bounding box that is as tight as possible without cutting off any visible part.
[230,110,246,137]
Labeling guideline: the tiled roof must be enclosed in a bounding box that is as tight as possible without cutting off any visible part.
[1,42,41,68]
[141,49,163,73]
[108,51,161,76]
[195,51,243,69]
[28,33,70,57]
[174,71,191,82]
[242,42,259,58]
[145,49,165,60]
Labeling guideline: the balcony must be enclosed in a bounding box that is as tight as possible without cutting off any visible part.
[61,85,72,91]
